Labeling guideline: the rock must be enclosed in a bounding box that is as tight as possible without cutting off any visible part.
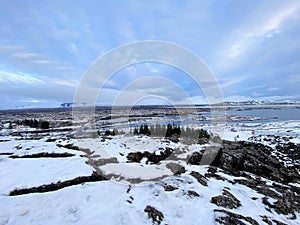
[208,166,218,174]
[205,166,227,180]
[211,140,300,184]
[164,185,178,192]
[10,171,107,196]
[57,143,92,155]
[10,152,75,158]
[127,152,144,163]
[187,190,200,197]
[216,216,246,225]
[166,162,185,175]
[262,197,274,210]
[190,171,208,186]
[45,138,57,142]
[214,209,259,225]
[145,147,173,164]
[274,189,298,219]
[260,215,273,225]
[188,152,203,165]
[198,137,209,145]
[169,134,179,143]
[271,219,288,225]
[276,142,300,161]
[260,216,288,225]
[234,176,300,218]
[211,189,241,209]
[188,146,221,166]
[88,157,118,167]
[144,205,164,225]
[126,147,174,164]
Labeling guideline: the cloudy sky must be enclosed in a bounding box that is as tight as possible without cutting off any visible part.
[0,0,300,109]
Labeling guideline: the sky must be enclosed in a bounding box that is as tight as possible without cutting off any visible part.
[0,0,300,109]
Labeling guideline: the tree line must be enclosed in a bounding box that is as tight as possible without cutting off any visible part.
[17,119,50,129]
[133,123,210,139]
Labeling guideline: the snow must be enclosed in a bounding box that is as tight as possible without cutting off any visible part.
[100,163,173,181]
[76,135,184,163]
[214,120,300,143]
[0,159,299,224]
[0,138,82,156]
[0,157,93,195]
[0,113,299,224]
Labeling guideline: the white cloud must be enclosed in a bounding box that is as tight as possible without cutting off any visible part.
[223,2,300,60]
[33,60,58,65]
[49,78,79,87]
[1,1,300,108]
[52,66,73,71]
[267,87,279,92]
[13,53,42,59]
[225,95,254,102]
[220,76,247,89]
[0,70,44,85]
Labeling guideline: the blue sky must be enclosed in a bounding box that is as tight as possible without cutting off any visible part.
[0,0,300,108]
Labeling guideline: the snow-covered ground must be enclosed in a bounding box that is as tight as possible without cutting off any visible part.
[213,120,300,144]
[0,115,299,224]
[1,165,298,225]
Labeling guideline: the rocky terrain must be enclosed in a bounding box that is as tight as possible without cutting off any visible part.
[0,107,299,224]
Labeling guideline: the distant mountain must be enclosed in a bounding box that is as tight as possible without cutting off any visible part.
[60,103,73,108]
[60,100,300,109]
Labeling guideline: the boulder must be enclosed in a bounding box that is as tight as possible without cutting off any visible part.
[144,205,164,225]
[211,189,241,209]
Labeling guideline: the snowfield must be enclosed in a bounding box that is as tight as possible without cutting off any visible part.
[1,167,299,225]
[0,111,299,224]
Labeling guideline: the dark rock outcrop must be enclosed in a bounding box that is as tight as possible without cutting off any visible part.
[211,189,241,209]
[232,176,300,218]
[10,171,106,196]
[10,152,75,158]
[211,140,300,184]
[164,185,178,192]
[87,157,118,167]
[144,205,164,225]
[190,171,208,186]
[214,209,259,225]
[166,162,185,175]
[198,137,209,145]
[126,152,144,163]
[188,151,203,165]
[57,143,92,155]
[187,190,200,197]
[126,147,173,164]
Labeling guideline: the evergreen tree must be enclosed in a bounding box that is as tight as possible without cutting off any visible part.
[105,130,111,136]
[199,129,210,139]
[32,119,39,128]
[113,128,118,135]
[144,124,151,135]
[39,120,49,129]
[139,124,144,134]
[165,124,172,137]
